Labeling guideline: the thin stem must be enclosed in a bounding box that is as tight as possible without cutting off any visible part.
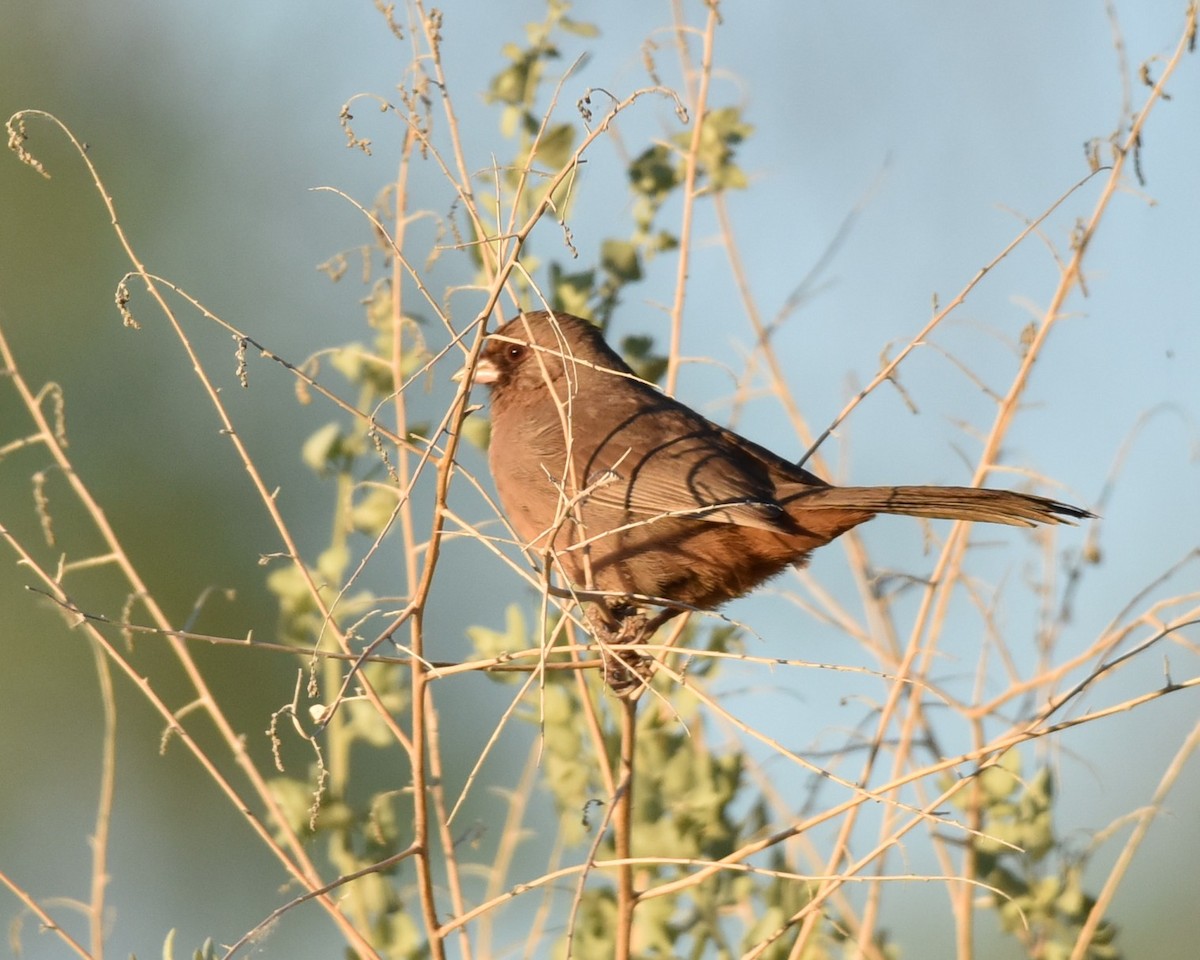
[88,642,117,960]
[0,305,379,957]
[613,697,639,959]
[665,1,719,394]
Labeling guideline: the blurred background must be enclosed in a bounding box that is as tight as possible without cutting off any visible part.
[2,1,1197,957]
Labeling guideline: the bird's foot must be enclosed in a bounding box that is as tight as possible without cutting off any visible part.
[587,605,655,698]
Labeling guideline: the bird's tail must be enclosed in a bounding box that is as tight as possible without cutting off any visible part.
[782,484,1093,527]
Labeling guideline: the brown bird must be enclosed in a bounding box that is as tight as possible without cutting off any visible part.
[465,310,1091,624]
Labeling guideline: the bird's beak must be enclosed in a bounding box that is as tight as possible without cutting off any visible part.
[452,355,499,386]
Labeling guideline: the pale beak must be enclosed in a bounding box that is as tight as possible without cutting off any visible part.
[452,355,499,385]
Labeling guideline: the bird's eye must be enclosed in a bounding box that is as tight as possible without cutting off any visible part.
[506,344,525,361]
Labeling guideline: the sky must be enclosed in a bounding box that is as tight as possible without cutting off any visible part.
[2,1,1198,957]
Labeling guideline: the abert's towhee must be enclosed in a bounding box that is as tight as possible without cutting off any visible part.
[463,311,1091,626]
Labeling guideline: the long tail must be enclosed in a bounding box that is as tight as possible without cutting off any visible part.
[786,485,1094,527]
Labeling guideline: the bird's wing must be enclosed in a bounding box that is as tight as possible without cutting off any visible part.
[575,406,797,531]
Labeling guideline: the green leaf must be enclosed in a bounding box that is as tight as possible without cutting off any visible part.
[467,603,531,671]
[460,412,492,451]
[499,104,521,139]
[489,56,531,107]
[620,334,667,384]
[628,144,681,201]
[1058,866,1087,918]
[266,563,316,617]
[350,486,400,536]
[674,105,755,192]
[600,238,642,282]
[1022,807,1055,860]
[316,543,350,584]
[268,776,319,836]
[302,422,348,474]
[550,263,596,316]
[192,940,216,960]
[560,16,599,38]
[979,750,1021,802]
[1030,874,1064,913]
[535,122,576,169]
[1028,765,1055,806]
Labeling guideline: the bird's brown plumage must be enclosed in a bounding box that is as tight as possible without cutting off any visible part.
[469,311,1091,612]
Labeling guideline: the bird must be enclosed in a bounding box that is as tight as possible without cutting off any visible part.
[463,310,1091,626]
